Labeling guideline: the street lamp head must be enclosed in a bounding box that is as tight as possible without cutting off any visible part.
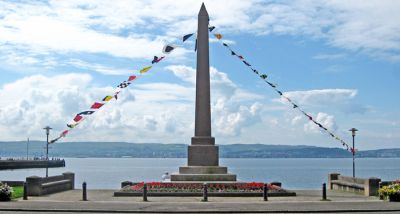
[43,126,52,135]
[349,128,358,136]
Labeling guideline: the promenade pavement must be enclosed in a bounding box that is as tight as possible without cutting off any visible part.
[1,189,400,213]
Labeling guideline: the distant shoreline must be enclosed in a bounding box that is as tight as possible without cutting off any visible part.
[1,141,400,158]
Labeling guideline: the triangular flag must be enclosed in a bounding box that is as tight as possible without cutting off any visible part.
[222,43,228,47]
[183,33,194,42]
[78,111,95,116]
[243,61,251,66]
[231,51,236,56]
[67,123,78,128]
[151,56,164,64]
[260,74,268,79]
[49,136,61,144]
[114,91,120,100]
[117,81,131,88]
[73,115,83,122]
[293,104,298,108]
[214,33,222,40]
[128,75,137,81]
[140,66,152,74]
[163,44,175,54]
[277,90,283,96]
[102,96,113,101]
[91,102,104,109]
[60,130,69,137]
[238,55,244,60]
[208,26,215,32]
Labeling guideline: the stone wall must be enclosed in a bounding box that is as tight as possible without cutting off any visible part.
[26,172,74,196]
[328,173,381,196]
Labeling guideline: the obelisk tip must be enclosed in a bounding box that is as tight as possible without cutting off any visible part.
[198,2,209,17]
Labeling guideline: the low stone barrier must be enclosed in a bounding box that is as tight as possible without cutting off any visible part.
[0,180,24,186]
[328,173,380,196]
[26,172,74,196]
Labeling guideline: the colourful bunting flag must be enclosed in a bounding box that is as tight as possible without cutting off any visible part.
[214,33,222,40]
[223,43,228,47]
[102,96,113,102]
[91,102,104,109]
[128,75,137,81]
[260,74,267,79]
[243,61,251,66]
[49,136,61,144]
[151,56,164,64]
[73,115,83,122]
[67,123,78,128]
[163,44,175,54]
[208,26,215,32]
[140,66,152,74]
[114,91,120,100]
[117,81,131,88]
[78,111,95,116]
[61,130,69,137]
[277,90,283,96]
[293,104,298,108]
[231,51,236,56]
[183,33,194,42]
[238,55,244,60]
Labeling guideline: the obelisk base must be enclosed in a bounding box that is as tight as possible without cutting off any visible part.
[171,166,237,181]
[171,143,237,182]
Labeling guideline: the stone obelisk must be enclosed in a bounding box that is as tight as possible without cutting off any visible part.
[171,3,236,182]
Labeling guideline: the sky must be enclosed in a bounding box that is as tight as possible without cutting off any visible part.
[0,0,399,150]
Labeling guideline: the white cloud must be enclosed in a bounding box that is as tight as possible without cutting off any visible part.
[0,65,264,141]
[281,89,357,106]
[313,53,347,60]
[1,0,399,68]
[68,59,132,75]
[304,112,338,134]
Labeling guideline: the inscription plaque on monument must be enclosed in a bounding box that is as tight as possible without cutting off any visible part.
[171,3,237,182]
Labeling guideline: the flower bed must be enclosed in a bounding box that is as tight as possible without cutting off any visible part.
[379,180,400,202]
[0,182,13,201]
[116,182,296,197]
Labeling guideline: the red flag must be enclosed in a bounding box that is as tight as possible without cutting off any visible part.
[91,102,104,109]
[73,115,83,122]
[128,75,137,81]
[61,130,69,137]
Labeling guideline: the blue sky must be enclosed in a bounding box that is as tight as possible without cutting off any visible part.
[0,0,399,150]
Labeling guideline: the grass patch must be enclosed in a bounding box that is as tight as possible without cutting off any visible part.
[11,186,24,199]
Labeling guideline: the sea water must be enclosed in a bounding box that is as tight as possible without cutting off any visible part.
[0,158,399,189]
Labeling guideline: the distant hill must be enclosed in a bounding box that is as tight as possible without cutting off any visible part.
[1,141,400,158]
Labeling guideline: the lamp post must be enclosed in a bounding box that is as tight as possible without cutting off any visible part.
[349,128,358,178]
[43,126,52,177]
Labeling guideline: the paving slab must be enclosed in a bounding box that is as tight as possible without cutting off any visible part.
[0,189,399,213]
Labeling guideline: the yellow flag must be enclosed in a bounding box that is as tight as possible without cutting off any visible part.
[214,33,222,40]
[103,95,113,101]
[140,66,152,74]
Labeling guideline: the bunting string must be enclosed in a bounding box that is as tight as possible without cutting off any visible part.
[209,26,354,154]
[49,30,199,144]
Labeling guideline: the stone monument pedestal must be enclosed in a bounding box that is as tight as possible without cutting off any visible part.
[171,166,236,181]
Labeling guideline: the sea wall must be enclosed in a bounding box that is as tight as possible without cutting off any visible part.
[0,159,65,170]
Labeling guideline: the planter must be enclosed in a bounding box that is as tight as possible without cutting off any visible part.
[0,193,11,201]
[389,193,400,202]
